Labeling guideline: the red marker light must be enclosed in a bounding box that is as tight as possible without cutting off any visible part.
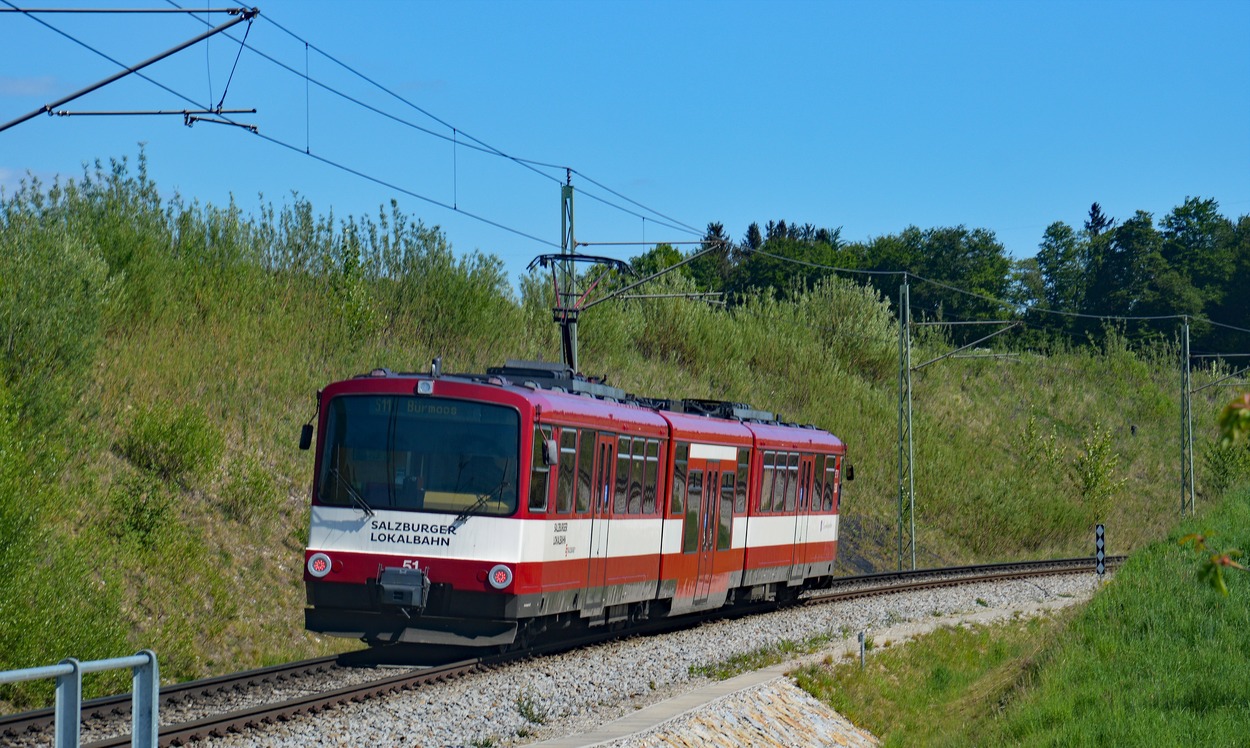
[487,564,513,590]
[307,552,333,578]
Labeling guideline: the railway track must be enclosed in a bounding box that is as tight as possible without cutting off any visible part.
[0,656,347,746]
[812,556,1120,603]
[0,556,1121,747]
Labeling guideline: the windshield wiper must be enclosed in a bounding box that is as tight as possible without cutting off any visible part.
[451,460,512,531]
[330,467,374,518]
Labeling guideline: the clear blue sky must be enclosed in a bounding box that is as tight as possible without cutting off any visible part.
[2,0,1248,284]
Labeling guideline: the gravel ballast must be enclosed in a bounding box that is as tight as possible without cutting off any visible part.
[200,573,1103,747]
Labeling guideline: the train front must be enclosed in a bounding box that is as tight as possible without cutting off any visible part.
[302,371,530,647]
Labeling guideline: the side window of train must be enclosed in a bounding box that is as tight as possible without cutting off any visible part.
[556,428,577,514]
[776,454,791,513]
[825,462,838,511]
[615,436,631,514]
[671,443,689,515]
[528,425,552,512]
[717,471,734,550]
[785,453,800,512]
[577,428,596,513]
[628,438,645,514]
[771,453,788,513]
[761,451,775,514]
[683,468,703,552]
[813,455,825,512]
[643,439,660,514]
[735,448,749,514]
[801,458,812,510]
[832,456,842,511]
[795,458,806,511]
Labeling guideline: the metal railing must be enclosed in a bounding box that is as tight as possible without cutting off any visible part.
[0,650,158,748]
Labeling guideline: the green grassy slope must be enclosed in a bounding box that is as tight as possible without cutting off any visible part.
[0,153,1241,706]
[794,484,1250,746]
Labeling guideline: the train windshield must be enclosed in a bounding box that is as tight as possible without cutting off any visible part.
[317,395,520,516]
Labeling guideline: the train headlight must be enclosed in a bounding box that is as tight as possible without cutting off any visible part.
[487,564,513,590]
[307,552,333,578]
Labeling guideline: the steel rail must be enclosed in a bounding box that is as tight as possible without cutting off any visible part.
[0,654,343,743]
[809,556,1125,606]
[2,557,1121,746]
[120,658,488,748]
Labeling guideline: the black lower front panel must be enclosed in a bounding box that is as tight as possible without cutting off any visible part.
[305,607,519,647]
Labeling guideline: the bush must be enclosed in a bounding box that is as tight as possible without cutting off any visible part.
[0,385,128,706]
[1201,441,1250,499]
[0,185,113,428]
[0,382,36,550]
[794,277,898,384]
[0,532,128,707]
[117,403,223,483]
[68,153,176,324]
[108,471,176,549]
[219,456,280,523]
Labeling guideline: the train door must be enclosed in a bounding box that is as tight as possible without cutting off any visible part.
[585,435,616,615]
[789,456,814,583]
[694,461,720,604]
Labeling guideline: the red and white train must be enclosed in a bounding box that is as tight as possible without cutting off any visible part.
[301,360,850,648]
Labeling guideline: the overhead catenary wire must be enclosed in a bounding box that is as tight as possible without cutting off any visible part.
[205,3,213,106]
[6,6,561,252]
[13,2,703,254]
[49,108,255,116]
[12,7,1247,305]
[213,7,252,111]
[570,168,703,235]
[740,246,907,278]
[577,240,708,247]
[0,6,242,12]
[255,8,566,185]
[259,12,705,238]
[1191,364,1250,395]
[0,1,255,132]
[168,1,703,238]
[254,9,702,237]
[251,128,561,249]
[579,243,724,313]
[738,245,1250,338]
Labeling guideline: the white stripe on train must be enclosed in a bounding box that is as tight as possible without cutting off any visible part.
[310,506,837,564]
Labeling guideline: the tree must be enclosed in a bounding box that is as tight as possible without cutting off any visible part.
[1035,221,1087,314]
[1207,215,1250,350]
[743,222,762,251]
[725,224,845,301]
[686,222,733,292]
[911,226,1012,324]
[630,243,683,278]
[1084,202,1115,237]
[1084,210,1168,318]
[1006,256,1044,316]
[850,225,1011,344]
[765,220,788,242]
[1160,197,1234,310]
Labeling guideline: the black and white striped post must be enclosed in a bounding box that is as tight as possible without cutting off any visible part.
[1095,524,1106,578]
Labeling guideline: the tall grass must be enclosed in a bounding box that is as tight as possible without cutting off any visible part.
[794,485,1250,746]
[989,486,1250,745]
[793,615,1066,747]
